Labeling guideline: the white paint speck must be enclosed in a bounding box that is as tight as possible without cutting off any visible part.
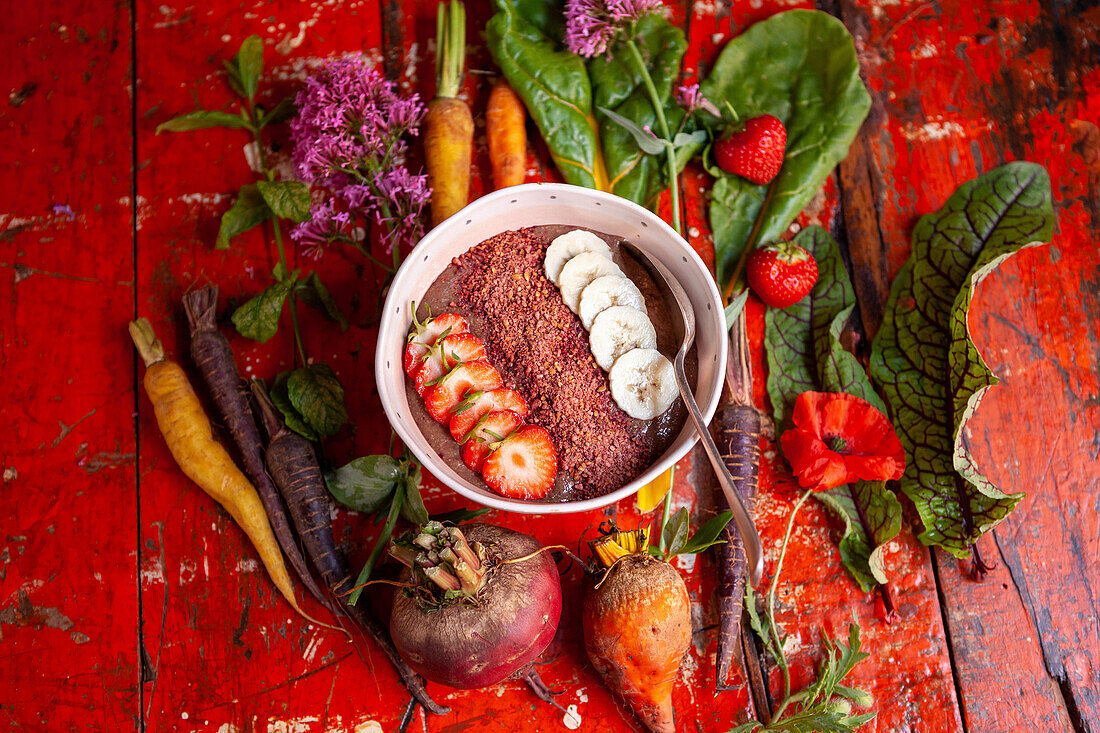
[563,705,582,729]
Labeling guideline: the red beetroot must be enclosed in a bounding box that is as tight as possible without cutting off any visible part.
[389,522,562,689]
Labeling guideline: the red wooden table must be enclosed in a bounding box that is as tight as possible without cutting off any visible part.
[3,1,1098,731]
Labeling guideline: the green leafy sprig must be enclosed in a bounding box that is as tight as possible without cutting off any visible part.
[735,490,876,733]
[158,36,349,439]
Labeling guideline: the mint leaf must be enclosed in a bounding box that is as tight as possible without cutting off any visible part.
[325,455,402,513]
[156,110,250,134]
[270,372,318,440]
[257,180,311,222]
[259,96,296,127]
[296,271,349,331]
[286,362,348,437]
[870,162,1054,557]
[597,105,666,155]
[231,278,292,343]
[217,184,271,250]
[234,35,264,102]
[701,10,871,287]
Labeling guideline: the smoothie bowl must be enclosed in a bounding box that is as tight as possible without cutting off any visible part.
[376,183,726,514]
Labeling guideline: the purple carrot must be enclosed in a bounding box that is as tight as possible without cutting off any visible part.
[251,379,449,716]
[713,307,761,692]
[182,286,335,618]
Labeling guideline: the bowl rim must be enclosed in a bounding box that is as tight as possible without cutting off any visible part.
[375,182,726,514]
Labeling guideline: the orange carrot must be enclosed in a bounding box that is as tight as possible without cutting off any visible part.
[128,318,331,630]
[424,1,472,225]
[486,78,527,189]
[583,529,691,733]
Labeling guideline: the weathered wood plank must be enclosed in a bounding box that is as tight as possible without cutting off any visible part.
[839,0,1099,730]
[0,2,139,730]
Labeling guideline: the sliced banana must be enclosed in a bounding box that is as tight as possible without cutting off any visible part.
[608,348,678,420]
[544,229,613,285]
[589,305,657,371]
[558,251,623,312]
[578,275,647,329]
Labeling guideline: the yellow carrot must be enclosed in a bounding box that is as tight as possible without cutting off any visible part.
[425,0,473,225]
[486,78,527,189]
[128,318,331,629]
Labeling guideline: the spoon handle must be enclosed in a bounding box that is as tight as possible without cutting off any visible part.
[673,355,764,586]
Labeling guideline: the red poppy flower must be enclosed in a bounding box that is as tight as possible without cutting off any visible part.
[779,391,905,492]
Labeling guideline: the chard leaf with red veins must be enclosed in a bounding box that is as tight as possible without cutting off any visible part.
[764,225,901,594]
[870,162,1054,561]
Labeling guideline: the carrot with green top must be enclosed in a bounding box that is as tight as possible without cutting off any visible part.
[128,318,329,629]
[424,0,473,225]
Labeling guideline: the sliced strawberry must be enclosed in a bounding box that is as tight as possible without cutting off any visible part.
[449,387,530,441]
[437,332,486,370]
[482,425,558,500]
[412,356,447,396]
[460,409,525,472]
[410,332,485,396]
[404,312,470,376]
[423,360,504,424]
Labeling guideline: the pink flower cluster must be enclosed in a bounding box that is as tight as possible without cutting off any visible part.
[290,56,430,255]
[563,0,664,58]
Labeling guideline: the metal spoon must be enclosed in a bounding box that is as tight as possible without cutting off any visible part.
[624,244,764,586]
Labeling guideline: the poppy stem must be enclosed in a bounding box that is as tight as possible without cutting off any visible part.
[766,488,813,706]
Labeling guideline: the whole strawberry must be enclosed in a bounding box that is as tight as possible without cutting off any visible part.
[745,240,818,308]
[714,114,787,185]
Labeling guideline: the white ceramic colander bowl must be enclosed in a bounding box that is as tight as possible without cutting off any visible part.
[375,183,726,514]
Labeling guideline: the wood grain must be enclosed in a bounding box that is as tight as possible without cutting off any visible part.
[0,3,139,730]
[0,0,1097,730]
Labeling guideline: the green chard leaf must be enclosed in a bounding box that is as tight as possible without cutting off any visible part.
[155,109,251,134]
[232,277,294,343]
[588,14,688,207]
[700,10,871,287]
[217,183,271,250]
[286,362,348,437]
[870,162,1054,557]
[326,455,403,513]
[257,180,312,222]
[486,0,607,190]
[816,482,902,591]
[764,226,900,590]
